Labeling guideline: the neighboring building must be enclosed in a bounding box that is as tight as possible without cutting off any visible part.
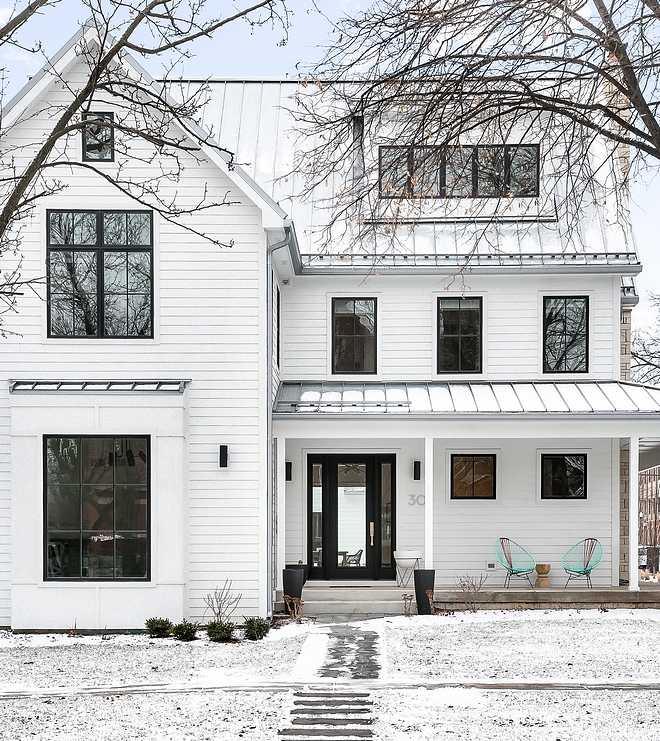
[1,30,659,629]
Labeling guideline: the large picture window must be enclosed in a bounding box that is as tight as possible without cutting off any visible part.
[451,455,496,499]
[438,297,482,373]
[47,210,153,338]
[543,296,588,373]
[45,436,149,580]
[379,144,539,199]
[541,454,587,499]
[332,298,377,374]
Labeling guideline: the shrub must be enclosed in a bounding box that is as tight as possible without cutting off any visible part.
[145,617,173,638]
[243,617,270,640]
[207,620,235,642]
[171,619,199,642]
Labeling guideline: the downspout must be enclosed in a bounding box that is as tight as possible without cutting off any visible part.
[266,224,293,617]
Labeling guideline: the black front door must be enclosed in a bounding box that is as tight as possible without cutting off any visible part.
[307,454,395,580]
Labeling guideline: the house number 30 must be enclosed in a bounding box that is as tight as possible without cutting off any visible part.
[408,494,425,506]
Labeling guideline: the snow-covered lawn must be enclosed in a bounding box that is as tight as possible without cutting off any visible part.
[2,610,660,739]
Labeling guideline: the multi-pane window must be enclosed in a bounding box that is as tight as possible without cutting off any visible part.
[82,113,114,162]
[541,454,587,499]
[543,296,588,372]
[47,210,153,338]
[438,297,482,373]
[379,144,539,199]
[332,298,376,374]
[451,455,496,499]
[45,436,149,580]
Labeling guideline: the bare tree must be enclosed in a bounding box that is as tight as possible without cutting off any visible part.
[0,0,289,324]
[292,0,654,252]
[632,294,660,384]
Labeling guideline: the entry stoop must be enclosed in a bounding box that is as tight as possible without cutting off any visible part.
[280,581,406,622]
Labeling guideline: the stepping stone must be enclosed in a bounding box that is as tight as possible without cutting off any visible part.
[294,693,371,698]
[278,730,372,737]
[292,718,372,725]
[291,708,371,715]
[294,701,373,707]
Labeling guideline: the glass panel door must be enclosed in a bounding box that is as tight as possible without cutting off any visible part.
[336,463,366,569]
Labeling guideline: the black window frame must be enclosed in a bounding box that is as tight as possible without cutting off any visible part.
[541,454,587,499]
[331,297,377,375]
[47,209,154,339]
[543,296,589,373]
[450,454,497,499]
[378,144,540,199]
[43,435,151,581]
[437,296,483,374]
[82,112,115,162]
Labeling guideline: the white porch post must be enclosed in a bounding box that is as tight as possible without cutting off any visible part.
[628,435,640,592]
[424,436,434,569]
[276,437,286,591]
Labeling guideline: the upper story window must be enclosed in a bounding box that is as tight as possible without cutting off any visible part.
[332,298,376,374]
[541,454,586,499]
[451,454,496,499]
[47,210,153,338]
[379,144,539,199]
[438,297,482,373]
[45,435,149,580]
[82,113,114,162]
[543,296,588,373]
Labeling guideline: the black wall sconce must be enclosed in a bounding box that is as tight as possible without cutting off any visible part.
[219,445,229,468]
[285,461,293,481]
[413,460,421,480]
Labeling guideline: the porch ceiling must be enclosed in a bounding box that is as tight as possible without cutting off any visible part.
[274,380,660,419]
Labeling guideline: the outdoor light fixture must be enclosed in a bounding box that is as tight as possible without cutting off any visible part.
[413,461,421,480]
[219,445,228,468]
[286,461,293,481]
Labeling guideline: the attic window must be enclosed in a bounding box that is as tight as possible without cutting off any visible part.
[379,144,539,199]
[82,112,114,162]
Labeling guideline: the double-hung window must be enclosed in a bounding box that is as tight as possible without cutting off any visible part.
[47,210,153,338]
[332,298,376,374]
[379,144,539,199]
[543,296,588,372]
[438,297,482,373]
[45,436,149,580]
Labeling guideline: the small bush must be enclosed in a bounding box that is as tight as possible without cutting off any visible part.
[145,617,173,638]
[171,619,199,642]
[243,617,270,641]
[207,620,235,642]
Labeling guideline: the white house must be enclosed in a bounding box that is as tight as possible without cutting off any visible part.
[0,31,658,630]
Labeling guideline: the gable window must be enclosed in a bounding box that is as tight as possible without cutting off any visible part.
[45,436,149,580]
[47,210,153,338]
[438,297,482,373]
[332,298,376,374]
[451,454,496,499]
[543,296,588,373]
[541,454,586,499]
[379,144,539,199]
[82,113,114,162]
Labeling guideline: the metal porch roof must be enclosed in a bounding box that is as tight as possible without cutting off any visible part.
[273,380,660,417]
[9,380,189,394]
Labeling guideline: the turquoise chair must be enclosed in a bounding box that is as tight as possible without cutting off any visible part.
[561,538,603,588]
[494,537,536,588]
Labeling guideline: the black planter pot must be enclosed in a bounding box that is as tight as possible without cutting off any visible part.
[284,563,308,586]
[282,567,305,614]
[414,569,436,615]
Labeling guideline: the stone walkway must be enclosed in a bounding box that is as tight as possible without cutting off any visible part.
[317,625,381,680]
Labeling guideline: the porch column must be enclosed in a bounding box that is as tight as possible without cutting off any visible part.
[276,437,286,591]
[628,435,640,592]
[424,437,434,569]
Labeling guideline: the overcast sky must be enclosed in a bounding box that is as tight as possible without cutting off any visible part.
[1,0,658,331]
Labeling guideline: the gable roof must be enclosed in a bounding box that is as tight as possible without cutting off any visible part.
[2,23,288,229]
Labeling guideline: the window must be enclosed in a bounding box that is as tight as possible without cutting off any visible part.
[332,298,376,374]
[82,113,114,162]
[543,296,588,372]
[47,210,153,338]
[438,297,482,373]
[541,454,586,499]
[451,455,496,499]
[45,436,149,580]
[379,144,539,199]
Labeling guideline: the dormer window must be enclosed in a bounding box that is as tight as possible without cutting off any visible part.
[82,112,114,162]
[379,144,539,199]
